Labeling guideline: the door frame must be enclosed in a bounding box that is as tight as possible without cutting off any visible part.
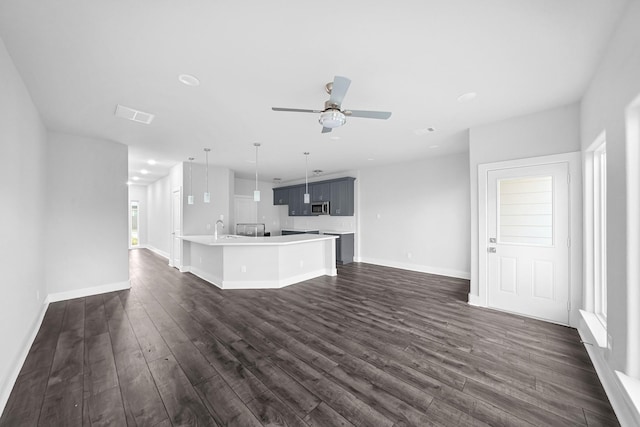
[170,188,183,270]
[477,152,582,326]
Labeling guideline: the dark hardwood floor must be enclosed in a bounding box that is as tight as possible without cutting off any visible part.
[1,248,619,426]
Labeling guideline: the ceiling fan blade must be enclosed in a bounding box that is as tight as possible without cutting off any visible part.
[321,127,332,134]
[272,107,321,113]
[329,76,351,106]
[344,110,392,119]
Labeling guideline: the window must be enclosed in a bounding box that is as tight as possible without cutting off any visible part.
[499,176,553,246]
[588,137,607,324]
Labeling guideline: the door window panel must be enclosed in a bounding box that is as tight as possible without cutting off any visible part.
[498,176,553,246]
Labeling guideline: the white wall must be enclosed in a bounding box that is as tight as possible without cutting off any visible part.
[469,103,582,295]
[44,132,130,298]
[183,163,233,235]
[0,37,48,411]
[146,174,171,256]
[358,152,471,279]
[128,184,147,246]
[580,0,640,382]
[234,177,281,235]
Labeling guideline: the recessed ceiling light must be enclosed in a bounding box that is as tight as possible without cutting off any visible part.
[313,169,323,175]
[414,127,436,135]
[147,159,157,165]
[141,169,149,175]
[330,136,341,140]
[126,181,133,186]
[429,145,440,149]
[132,176,140,181]
[457,92,477,102]
[178,74,200,86]
[367,158,374,161]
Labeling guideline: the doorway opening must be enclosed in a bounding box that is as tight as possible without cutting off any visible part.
[130,200,139,247]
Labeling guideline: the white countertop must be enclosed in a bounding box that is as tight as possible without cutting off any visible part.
[321,230,355,235]
[180,234,337,246]
[281,228,354,235]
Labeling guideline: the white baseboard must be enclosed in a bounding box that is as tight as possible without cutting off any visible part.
[358,257,471,280]
[46,280,131,303]
[0,299,49,416]
[467,293,483,306]
[144,245,170,260]
[578,311,640,426]
[186,265,334,290]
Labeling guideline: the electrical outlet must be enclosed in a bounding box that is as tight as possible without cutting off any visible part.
[199,256,202,264]
[299,260,304,268]
[407,252,412,259]
[36,290,40,301]
[241,265,247,273]
[376,213,381,219]
[206,223,211,230]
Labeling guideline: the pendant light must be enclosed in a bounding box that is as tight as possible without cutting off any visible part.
[203,148,211,203]
[253,143,261,202]
[303,152,310,204]
[187,157,195,205]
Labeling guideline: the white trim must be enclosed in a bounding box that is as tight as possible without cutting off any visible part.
[579,311,640,426]
[467,293,482,306]
[625,97,640,378]
[46,280,131,303]
[358,257,470,280]
[0,300,49,416]
[144,244,170,260]
[186,265,336,289]
[476,152,582,326]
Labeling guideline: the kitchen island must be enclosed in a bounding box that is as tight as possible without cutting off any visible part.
[179,234,338,289]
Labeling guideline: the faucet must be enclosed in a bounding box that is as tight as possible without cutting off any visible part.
[214,219,224,239]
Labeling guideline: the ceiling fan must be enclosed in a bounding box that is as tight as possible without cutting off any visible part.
[272,76,392,133]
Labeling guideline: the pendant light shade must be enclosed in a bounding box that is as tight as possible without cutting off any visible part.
[187,157,195,205]
[253,143,261,202]
[303,152,310,204]
[203,148,211,203]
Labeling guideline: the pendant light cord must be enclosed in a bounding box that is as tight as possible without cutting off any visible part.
[304,152,309,194]
[254,143,260,192]
[189,157,194,197]
[204,149,209,193]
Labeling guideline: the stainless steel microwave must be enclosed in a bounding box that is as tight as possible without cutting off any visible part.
[311,201,330,215]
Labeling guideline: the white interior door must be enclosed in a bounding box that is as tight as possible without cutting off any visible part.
[171,189,181,269]
[486,162,570,324]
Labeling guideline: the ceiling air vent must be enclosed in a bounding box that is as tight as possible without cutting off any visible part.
[115,104,155,124]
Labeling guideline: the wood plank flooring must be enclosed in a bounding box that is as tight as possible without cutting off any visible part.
[1,248,619,426]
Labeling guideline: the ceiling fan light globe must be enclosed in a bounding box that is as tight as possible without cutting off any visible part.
[319,110,346,128]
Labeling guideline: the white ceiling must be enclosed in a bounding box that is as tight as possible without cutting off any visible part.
[0,0,628,184]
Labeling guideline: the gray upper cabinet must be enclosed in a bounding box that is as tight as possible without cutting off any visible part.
[288,186,311,216]
[311,181,331,202]
[273,187,289,205]
[330,177,355,216]
[274,177,355,216]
